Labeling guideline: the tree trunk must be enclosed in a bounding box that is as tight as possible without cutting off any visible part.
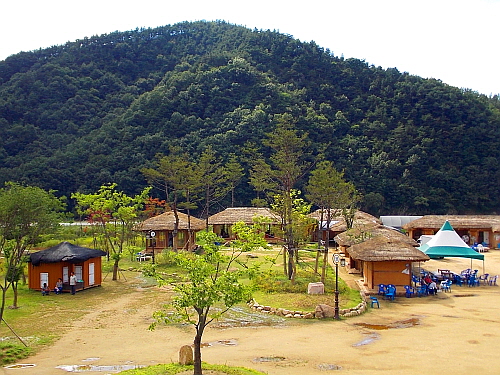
[193,315,206,375]
[172,200,179,252]
[11,283,18,309]
[321,249,328,284]
[282,246,288,276]
[112,258,119,281]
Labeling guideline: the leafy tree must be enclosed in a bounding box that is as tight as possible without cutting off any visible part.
[250,115,312,279]
[270,190,313,280]
[149,231,253,375]
[196,146,232,229]
[224,154,244,207]
[0,183,64,320]
[142,147,198,251]
[306,161,360,282]
[72,183,150,280]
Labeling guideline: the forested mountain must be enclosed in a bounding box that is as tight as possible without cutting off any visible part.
[1,21,499,216]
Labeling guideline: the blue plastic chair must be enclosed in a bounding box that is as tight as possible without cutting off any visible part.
[385,286,396,301]
[453,274,463,286]
[417,284,428,297]
[479,274,489,285]
[404,285,415,298]
[369,296,380,308]
[441,279,452,292]
[468,276,480,287]
[377,284,386,296]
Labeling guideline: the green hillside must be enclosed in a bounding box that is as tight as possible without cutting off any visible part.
[1,20,499,215]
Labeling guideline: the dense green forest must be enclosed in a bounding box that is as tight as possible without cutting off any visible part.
[1,21,499,216]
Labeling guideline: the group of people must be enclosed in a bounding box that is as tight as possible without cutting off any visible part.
[421,274,438,295]
[41,272,78,296]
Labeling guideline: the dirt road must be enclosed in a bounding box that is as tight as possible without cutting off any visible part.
[3,252,500,375]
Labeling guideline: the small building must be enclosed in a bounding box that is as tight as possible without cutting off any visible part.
[208,207,282,243]
[135,211,206,251]
[308,209,381,243]
[347,235,429,290]
[335,223,417,273]
[28,242,106,293]
[403,215,500,248]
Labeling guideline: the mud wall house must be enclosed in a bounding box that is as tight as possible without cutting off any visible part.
[135,211,206,251]
[308,209,381,244]
[208,207,282,243]
[403,215,500,248]
[28,242,106,292]
[346,235,429,290]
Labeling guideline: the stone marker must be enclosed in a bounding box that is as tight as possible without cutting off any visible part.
[307,282,325,294]
[179,345,193,365]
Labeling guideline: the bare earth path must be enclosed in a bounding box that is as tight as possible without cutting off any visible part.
[3,252,500,375]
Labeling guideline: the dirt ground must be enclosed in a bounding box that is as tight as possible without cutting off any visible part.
[3,251,500,375]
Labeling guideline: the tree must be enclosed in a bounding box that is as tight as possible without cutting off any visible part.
[250,115,312,280]
[0,183,64,321]
[224,154,244,207]
[142,147,199,251]
[306,161,360,282]
[149,231,254,375]
[196,146,232,230]
[72,183,150,280]
[270,190,314,280]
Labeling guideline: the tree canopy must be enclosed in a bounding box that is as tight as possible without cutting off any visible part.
[1,21,499,215]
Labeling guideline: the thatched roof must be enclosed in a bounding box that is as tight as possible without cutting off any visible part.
[335,223,417,247]
[403,215,500,232]
[29,242,106,266]
[136,211,206,231]
[348,235,430,262]
[208,207,281,225]
[309,209,380,232]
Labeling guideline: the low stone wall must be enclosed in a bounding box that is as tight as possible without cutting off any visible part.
[248,296,368,319]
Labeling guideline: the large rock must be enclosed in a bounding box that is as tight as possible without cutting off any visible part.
[315,304,336,319]
[179,345,193,365]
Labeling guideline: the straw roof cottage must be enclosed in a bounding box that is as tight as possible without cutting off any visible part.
[403,215,500,248]
[347,235,429,289]
[334,223,427,290]
[135,211,206,251]
[208,207,282,243]
[308,209,380,243]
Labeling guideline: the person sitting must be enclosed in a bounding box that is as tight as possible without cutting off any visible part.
[54,278,63,294]
[428,281,438,295]
[41,283,50,296]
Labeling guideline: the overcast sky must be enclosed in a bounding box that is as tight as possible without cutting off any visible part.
[1,0,498,95]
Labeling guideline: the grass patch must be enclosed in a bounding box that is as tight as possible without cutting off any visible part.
[119,362,265,375]
[0,342,32,365]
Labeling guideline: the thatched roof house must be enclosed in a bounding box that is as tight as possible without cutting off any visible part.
[208,207,282,242]
[347,235,429,289]
[308,209,381,242]
[135,211,206,251]
[208,207,281,225]
[335,223,417,248]
[403,215,500,248]
[348,236,429,262]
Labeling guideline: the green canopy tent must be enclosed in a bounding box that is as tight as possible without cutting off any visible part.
[419,220,484,272]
